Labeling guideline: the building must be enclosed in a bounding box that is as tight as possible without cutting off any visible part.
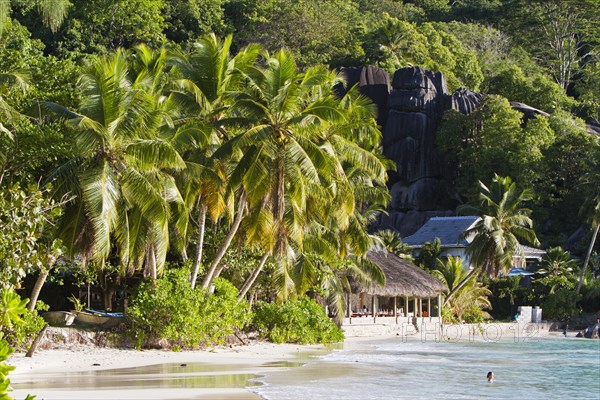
[345,249,447,327]
[402,216,544,270]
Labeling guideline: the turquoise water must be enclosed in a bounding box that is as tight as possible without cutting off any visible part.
[254,337,600,400]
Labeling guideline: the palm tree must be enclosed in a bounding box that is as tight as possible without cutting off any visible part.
[0,68,29,184]
[377,229,413,260]
[537,246,578,294]
[222,55,390,303]
[204,49,346,290]
[446,175,539,303]
[0,69,28,140]
[432,256,491,322]
[0,0,71,33]
[576,152,600,293]
[169,33,260,289]
[48,48,185,285]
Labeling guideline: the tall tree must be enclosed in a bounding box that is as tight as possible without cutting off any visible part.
[576,151,600,293]
[215,50,389,298]
[446,175,539,303]
[170,33,260,288]
[48,48,185,284]
[0,0,70,33]
[505,0,600,91]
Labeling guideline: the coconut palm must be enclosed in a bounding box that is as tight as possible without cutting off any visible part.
[204,49,347,290]
[377,229,412,258]
[433,256,491,322]
[0,0,70,33]
[48,48,185,280]
[0,69,28,140]
[169,33,260,288]
[537,246,578,294]
[224,58,390,303]
[446,175,539,303]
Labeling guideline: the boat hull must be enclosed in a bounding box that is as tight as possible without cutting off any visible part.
[42,311,76,327]
[74,311,123,329]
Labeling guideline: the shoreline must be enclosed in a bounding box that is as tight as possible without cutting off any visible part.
[8,340,329,400]
[6,324,577,400]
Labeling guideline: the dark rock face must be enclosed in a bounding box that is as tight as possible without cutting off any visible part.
[340,66,482,237]
[338,65,390,128]
[450,88,484,114]
[341,65,596,237]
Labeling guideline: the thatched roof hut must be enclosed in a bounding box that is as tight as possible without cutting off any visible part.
[354,250,447,298]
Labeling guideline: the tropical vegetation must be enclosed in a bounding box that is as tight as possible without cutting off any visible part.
[0,0,598,354]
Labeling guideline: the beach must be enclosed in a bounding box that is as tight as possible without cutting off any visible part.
[8,341,329,400]
[8,328,599,400]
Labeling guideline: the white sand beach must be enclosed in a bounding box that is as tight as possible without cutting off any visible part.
[6,323,560,400]
[8,341,328,400]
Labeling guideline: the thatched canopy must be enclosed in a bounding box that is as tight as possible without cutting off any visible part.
[352,250,447,298]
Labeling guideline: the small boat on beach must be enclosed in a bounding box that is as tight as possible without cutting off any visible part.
[74,310,124,329]
[42,311,76,327]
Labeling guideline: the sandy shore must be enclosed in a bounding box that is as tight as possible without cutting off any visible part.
[6,323,560,400]
[8,341,329,400]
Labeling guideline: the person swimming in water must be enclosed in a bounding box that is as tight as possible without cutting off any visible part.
[487,371,494,382]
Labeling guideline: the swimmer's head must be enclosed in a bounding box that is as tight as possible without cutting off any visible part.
[487,372,494,381]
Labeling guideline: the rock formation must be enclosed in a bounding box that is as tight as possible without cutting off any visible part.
[575,324,600,339]
[340,65,599,238]
[340,66,484,236]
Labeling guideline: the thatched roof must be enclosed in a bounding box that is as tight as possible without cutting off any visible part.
[353,250,447,298]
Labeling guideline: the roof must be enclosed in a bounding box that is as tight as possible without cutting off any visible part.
[402,216,480,248]
[519,245,546,259]
[352,250,447,298]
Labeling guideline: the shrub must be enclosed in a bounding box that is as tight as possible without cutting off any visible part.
[251,297,344,344]
[0,338,35,400]
[0,288,46,350]
[127,268,251,349]
[542,289,582,322]
[8,302,48,350]
[580,281,600,313]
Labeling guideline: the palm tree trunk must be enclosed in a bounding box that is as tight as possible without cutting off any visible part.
[146,245,157,287]
[190,203,208,289]
[237,253,269,302]
[444,268,478,306]
[201,192,246,289]
[576,224,599,293]
[28,269,50,311]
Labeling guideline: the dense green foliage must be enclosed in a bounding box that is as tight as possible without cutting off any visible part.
[251,297,344,344]
[127,268,250,349]
[0,285,46,351]
[433,257,491,323]
[0,0,598,336]
[0,185,62,289]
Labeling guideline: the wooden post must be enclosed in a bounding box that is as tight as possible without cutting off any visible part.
[372,296,376,323]
[438,293,442,326]
[428,298,432,322]
[26,324,48,358]
[404,296,409,322]
[413,298,418,317]
[394,296,398,324]
[347,292,352,324]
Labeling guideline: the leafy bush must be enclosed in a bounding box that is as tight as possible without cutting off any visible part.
[0,288,46,350]
[7,302,48,350]
[127,268,250,349]
[0,338,35,400]
[542,289,582,322]
[580,280,600,313]
[251,297,344,344]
